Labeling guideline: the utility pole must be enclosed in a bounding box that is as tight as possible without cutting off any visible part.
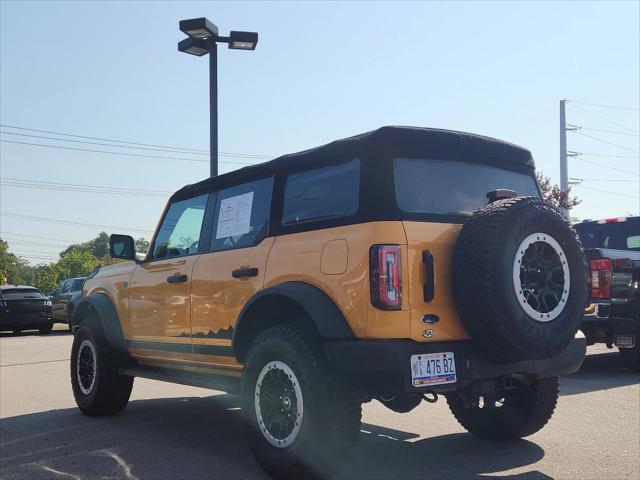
[559,99,569,219]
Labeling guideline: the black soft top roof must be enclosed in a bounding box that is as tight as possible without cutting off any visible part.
[172,126,534,201]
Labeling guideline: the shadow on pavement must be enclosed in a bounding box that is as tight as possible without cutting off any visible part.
[560,350,640,396]
[0,394,551,480]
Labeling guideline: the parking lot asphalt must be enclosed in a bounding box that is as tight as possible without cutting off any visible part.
[0,327,638,480]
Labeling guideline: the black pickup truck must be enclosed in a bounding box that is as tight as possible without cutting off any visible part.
[575,217,640,371]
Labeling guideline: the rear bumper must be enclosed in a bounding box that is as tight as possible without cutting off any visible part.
[325,335,586,395]
[0,312,52,331]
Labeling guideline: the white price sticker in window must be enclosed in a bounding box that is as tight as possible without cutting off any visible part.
[216,191,254,239]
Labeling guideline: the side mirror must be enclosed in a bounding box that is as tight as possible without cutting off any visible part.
[109,234,136,261]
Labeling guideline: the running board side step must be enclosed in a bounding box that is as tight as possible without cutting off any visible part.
[120,365,241,394]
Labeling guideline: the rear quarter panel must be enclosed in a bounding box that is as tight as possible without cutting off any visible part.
[265,221,411,339]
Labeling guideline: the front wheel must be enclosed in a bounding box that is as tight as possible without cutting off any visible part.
[242,325,361,479]
[70,326,133,416]
[446,376,559,441]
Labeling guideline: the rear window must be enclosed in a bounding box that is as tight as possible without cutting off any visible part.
[575,220,640,251]
[394,158,539,216]
[282,159,360,225]
[0,288,44,300]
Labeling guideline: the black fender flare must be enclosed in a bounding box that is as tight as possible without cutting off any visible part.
[232,282,354,362]
[72,293,128,355]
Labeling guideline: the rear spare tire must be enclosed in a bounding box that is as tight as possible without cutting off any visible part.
[453,196,587,362]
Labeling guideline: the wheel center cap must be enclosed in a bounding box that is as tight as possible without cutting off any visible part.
[282,396,291,412]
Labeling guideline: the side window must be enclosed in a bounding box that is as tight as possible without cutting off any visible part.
[153,194,208,259]
[58,281,71,294]
[71,279,84,292]
[210,177,273,252]
[282,159,360,225]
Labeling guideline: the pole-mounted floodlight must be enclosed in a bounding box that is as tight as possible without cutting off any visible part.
[177,17,258,177]
[228,31,258,50]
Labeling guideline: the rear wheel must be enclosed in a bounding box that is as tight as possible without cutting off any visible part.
[38,322,53,335]
[70,326,133,416]
[242,325,361,479]
[446,376,559,441]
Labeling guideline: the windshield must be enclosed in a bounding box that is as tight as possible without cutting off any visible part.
[575,219,640,251]
[0,288,45,300]
[394,158,540,216]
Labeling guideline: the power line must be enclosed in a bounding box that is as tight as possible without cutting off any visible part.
[1,177,172,197]
[575,184,640,199]
[580,152,640,160]
[0,232,84,243]
[567,103,640,135]
[571,131,640,154]
[0,212,153,234]
[568,100,640,112]
[567,125,640,138]
[0,131,210,156]
[9,249,61,257]
[0,139,258,165]
[573,156,639,176]
[2,240,66,249]
[577,179,638,182]
[0,124,273,159]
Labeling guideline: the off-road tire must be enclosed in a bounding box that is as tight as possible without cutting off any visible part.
[70,326,133,416]
[38,323,53,335]
[453,196,587,362]
[446,376,559,441]
[619,344,640,372]
[242,325,361,479]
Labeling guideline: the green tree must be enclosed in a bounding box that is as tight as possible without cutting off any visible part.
[57,249,99,280]
[31,264,61,293]
[0,239,31,285]
[536,172,581,210]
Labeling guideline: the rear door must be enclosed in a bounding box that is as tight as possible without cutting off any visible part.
[128,193,209,362]
[190,177,274,369]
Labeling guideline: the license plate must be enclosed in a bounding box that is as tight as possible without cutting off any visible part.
[410,352,457,387]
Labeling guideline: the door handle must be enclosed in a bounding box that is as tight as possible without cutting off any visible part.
[167,274,188,284]
[232,267,258,278]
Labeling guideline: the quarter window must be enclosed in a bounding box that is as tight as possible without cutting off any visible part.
[282,159,360,225]
[153,194,208,259]
[210,177,274,251]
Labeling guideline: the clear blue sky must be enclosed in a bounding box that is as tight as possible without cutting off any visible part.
[1,1,638,264]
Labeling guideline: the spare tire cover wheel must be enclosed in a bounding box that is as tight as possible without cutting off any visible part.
[512,232,570,322]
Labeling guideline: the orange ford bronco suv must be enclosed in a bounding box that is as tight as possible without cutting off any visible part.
[70,126,587,478]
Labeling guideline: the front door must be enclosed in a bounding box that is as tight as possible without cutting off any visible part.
[128,193,209,362]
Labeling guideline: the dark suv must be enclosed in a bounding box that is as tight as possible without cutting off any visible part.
[52,277,86,328]
[0,285,53,334]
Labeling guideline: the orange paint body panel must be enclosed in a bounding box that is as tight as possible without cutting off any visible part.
[402,221,470,342]
[265,222,411,339]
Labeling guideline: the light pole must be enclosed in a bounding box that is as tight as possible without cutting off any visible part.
[178,18,258,178]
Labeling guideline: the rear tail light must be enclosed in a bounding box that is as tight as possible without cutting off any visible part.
[590,258,612,299]
[370,245,402,310]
